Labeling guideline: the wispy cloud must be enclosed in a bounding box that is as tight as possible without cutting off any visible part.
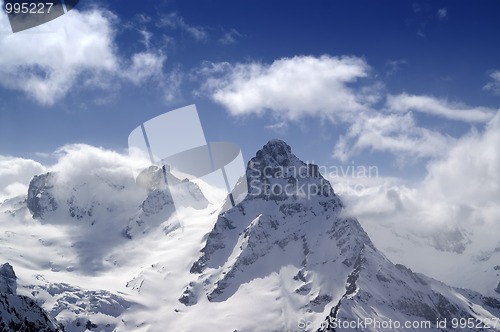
[409,3,448,38]
[333,112,454,161]
[122,52,166,85]
[265,121,288,134]
[161,67,183,103]
[219,28,242,45]
[483,70,500,95]
[386,93,496,122]
[437,8,448,20]
[386,59,407,77]
[138,28,153,49]
[158,12,208,41]
[412,3,422,13]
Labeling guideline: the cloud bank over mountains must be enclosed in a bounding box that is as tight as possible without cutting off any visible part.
[2,109,499,261]
[337,112,500,257]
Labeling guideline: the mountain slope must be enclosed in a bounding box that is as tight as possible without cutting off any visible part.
[0,139,499,331]
[0,263,63,332]
[182,139,500,331]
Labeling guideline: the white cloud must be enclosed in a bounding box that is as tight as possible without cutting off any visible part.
[138,28,153,49]
[423,112,500,208]
[339,112,500,245]
[265,121,288,133]
[0,156,46,201]
[0,9,119,106]
[50,144,144,184]
[202,55,375,121]
[122,52,166,85]
[201,55,498,162]
[333,112,454,161]
[386,93,496,122]
[161,67,183,102]
[0,9,171,106]
[483,70,500,95]
[0,145,151,220]
[158,13,207,41]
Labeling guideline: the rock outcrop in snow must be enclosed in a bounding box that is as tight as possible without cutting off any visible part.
[27,173,58,220]
[0,263,63,332]
[0,263,16,296]
[123,165,209,238]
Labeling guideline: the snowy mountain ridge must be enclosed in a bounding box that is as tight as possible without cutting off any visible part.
[0,139,499,331]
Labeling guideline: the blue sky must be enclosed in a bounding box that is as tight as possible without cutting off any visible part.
[1,0,500,180]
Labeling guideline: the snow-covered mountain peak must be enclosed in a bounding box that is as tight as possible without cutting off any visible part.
[188,139,370,309]
[254,138,296,167]
[246,139,337,204]
[135,164,208,209]
[178,139,500,331]
[249,139,308,177]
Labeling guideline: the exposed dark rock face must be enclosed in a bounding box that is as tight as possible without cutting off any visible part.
[0,263,63,332]
[0,264,16,295]
[27,173,58,219]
